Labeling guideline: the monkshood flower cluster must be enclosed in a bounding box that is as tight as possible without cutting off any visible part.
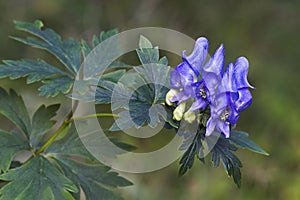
[166,37,254,138]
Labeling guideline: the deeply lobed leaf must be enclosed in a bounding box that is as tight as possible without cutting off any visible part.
[0,156,78,200]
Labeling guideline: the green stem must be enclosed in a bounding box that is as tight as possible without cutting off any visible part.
[65,113,119,123]
[35,112,117,156]
[36,121,69,155]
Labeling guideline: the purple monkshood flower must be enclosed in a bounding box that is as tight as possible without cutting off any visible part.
[169,37,224,109]
[169,37,209,103]
[206,57,254,137]
[167,36,253,138]
[190,44,224,111]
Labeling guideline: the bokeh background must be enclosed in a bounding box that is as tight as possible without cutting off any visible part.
[0,0,299,199]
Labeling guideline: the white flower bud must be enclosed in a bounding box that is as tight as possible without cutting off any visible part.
[165,89,178,106]
[184,110,196,123]
[173,102,186,121]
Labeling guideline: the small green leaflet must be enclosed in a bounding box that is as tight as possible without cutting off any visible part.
[0,156,78,200]
[229,130,269,156]
[0,87,31,137]
[109,35,176,130]
[0,130,29,172]
[30,104,60,149]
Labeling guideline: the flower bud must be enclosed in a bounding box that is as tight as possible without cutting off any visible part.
[183,110,196,123]
[173,102,186,121]
[165,89,178,106]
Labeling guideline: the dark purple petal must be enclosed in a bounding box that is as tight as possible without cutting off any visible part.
[183,37,209,74]
[234,88,252,112]
[233,57,254,89]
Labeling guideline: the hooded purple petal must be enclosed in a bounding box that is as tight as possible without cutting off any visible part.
[234,88,252,112]
[219,63,236,94]
[202,44,224,79]
[170,62,196,89]
[182,37,209,74]
[233,57,254,89]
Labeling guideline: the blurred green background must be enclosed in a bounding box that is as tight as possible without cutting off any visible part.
[0,0,299,199]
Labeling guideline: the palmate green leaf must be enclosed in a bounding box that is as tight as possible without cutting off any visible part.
[0,87,60,158]
[0,156,78,200]
[53,156,132,200]
[109,35,173,130]
[229,130,269,156]
[0,130,29,172]
[44,124,134,200]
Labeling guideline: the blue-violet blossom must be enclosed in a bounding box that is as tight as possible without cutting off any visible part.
[167,37,254,138]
